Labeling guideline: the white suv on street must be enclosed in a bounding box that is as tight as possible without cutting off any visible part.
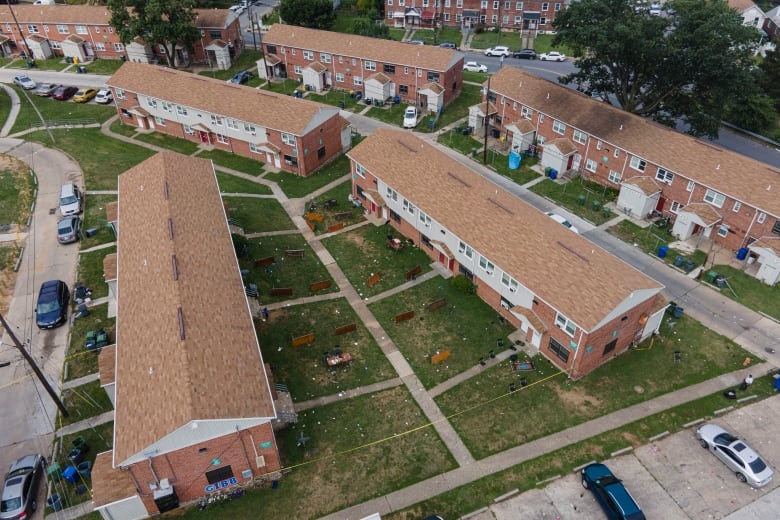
[484,46,511,57]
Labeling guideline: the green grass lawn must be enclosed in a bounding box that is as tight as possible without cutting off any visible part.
[322,224,434,298]
[257,298,396,401]
[59,380,114,427]
[177,386,457,520]
[308,180,365,235]
[9,58,68,71]
[10,90,116,134]
[216,172,272,195]
[198,148,264,175]
[77,246,115,300]
[388,27,406,41]
[709,264,780,320]
[435,313,761,459]
[0,165,33,226]
[222,196,295,233]
[437,127,483,155]
[368,276,515,389]
[261,78,300,96]
[307,89,361,111]
[364,103,407,127]
[65,304,114,382]
[25,129,155,190]
[486,149,541,186]
[197,51,262,82]
[424,83,483,132]
[470,30,523,50]
[265,151,353,198]
[0,245,20,271]
[133,131,200,155]
[461,70,490,84]
[533,33,572,55]
[238,234,337,303]
[108,118,138,137]
[80,195,117,250]
[79,58,125,75]
[0,90,13,130]
[529,177,618,226]
[608,220,707,271]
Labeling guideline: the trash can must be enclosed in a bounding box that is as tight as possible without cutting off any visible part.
[657,245,668,258]
[72,436,89,453]
[67,448,84,465]
[47,494,63,511]
[578,194,587,206]
[672,306,684,318]
[591,200,602,211]
[47,462,61,482]
[684,261,695,271]
[544,167,552,177]
[66,57,73,64]
[706,270,719,284]
[471,147,479,157]
[674,255,684,267]
[78,65,87,73]
[77,461,92,479]
[737,247,749,260]
[603,206,612,218]
[549,169,558,180]
[62,465,78,484]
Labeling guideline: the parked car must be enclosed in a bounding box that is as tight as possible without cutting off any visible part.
[463,61,488,73]
[648,3,662,14]
[696,423,774,488]
[545,212,579,233]
[438,41,458,49]
[12,75,36,90]
[484,45,511,57]
[513,49,537,60]
[581,463,646,520]
[72,87,98,103]
[95,88,113,104]
[56,216,81,244]
[539,51,567,62]
[407,39,425,45]
[0,454,46,520]
[228,4,245,14]
[33,83,59,97]
[52,85,78,101]
[35,280,69,329]
[228,70,253,84]
[402,106,418,129]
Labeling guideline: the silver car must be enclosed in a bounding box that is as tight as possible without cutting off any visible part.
[696,423,773,488]
[57,216,81,244]
[0,454,46,520]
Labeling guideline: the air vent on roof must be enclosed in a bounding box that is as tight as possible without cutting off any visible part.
[557,241,590,263]
[171,254,178,281]
[177,306,186,340]
[163,180,169,200]
[398,139,418,153]
[168,218,174,240]
[448,172,471,188]
[488,197,514,215]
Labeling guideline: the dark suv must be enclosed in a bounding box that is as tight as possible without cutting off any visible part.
[581,463,645,520]
[35,280,69,329]
[0,454,45,520]
[513,49,537,59]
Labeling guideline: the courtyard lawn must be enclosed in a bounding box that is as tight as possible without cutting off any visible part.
[222,196,295,233]
[533,33,572,55]
[80,194,117,250]
[437,127,483,155]
[461,70,490,84]
[321,224,434,298]
[469,30,523,50]
[78,58,124,75]
[608,220,707,271]
[76,246,115,300]
[530,177,618,226]
[435,313,762,459]
[176,387,456,520]
[65,305,114,382]
[238,234,337,304]
[9,58,68,71]
[10,91,116,135]
[0,160,34,226]
[197,51,262,84]
[308,89,362,111]
[422,83,483,132]
[59,380,113,428]
[216,172,272,195]
[261,78,300,96]
[265,151,353,198]
[133,131,200,155]
[709,264,780,320]
[365,103,407,127]
[485,149,541,186]
[368,276,516,389]
[25,129,155,190]
[256,298,396,401]
[308,180,365,235]
[198,148,264,175]
[388,28,406,41]
[108,118,138,137]
[0,245,20,271]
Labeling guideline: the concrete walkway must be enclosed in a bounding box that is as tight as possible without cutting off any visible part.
[56,409,114,437]
[0,84,20,137]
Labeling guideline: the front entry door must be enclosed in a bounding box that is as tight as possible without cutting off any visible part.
[198,131,210,144]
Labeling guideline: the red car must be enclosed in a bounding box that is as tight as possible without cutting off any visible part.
[52,85,78,100]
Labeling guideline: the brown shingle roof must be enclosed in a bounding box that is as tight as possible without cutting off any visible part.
[623,176,661,195]
[348,129,662,330]
[108,62,340,135]
[64,34,86,44]
[507,119,535,134]
[749,237,780,255]
[681,202,722,225]
[0,5,230,27]
[727,0,759,14]
[98,345,116,387]
[193,8,229,28]
[114,152,275,465]
[103,253,117,282]
[91,451,138,508]
[544,138,576,155]
[263,24,461,72]
[489,68,780,217]
[421,82,445,94]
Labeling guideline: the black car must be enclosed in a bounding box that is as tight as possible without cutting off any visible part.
[228,70,253,84]
[35,280,69,329]
[581,463,645,520]
[0,454,45,520]
[513,49,537,59]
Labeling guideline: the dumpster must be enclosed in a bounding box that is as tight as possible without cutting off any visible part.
[658,245,669,258]
[62,465,78,484]
[737,247,748,260]
[674,255,684,267]
[706,270,719,284]
[47,494,63,511]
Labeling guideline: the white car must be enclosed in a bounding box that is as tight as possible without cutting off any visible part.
[545,212,579,233]
[648,3,662,14]
[484,46,511,57]
[463,61,488,73]
[95,89,113,104]
[13,75,37,90]
[539,51,567,62]
[402,106,418,129]
[696,423,774,488]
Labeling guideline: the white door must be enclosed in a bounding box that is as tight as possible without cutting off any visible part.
[531,330,541,348]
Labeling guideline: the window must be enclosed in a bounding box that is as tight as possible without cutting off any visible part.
[154,116,166,126]
[445,13,451,21]
[403,199,416,214]
[388,0,392,4]
[353,76,363,86]
[56,25,69,34]
[244,123,256,135]
[732,201,741,213]
[703,189,725,208]
[49,41,61,49]
[385,187,398,201]
[629,156,646,171]
[585,159,597,173]
[603,339,617,356]
[281,133,295,145]
[355,163,366,178]
[613,149,619,158]
[365,60,376,71]
[421,234,433,249]
[456,13,462,21]
[554,2,561,9]
[608,170,621,184]
[479,255,495,275]
[445,0,450,6]
[399,85,408,95]
[206,466,234,484]
[210,30,222,39]
[75,25,88,34]
[573,129,586,144]
[772,219,780,235]
[514,15,522,23]
[94,42,105,51]
[541,2,549,10]
[427,71,440,82]
[717,224,729,238]
[338,56,343,63]
[284,154,298,166]
[516,1,523,8]
[115,89,125,100]
[161,101,172,112]
[521,106,531,119]
[757,212,767,224]
[538,113,544,123]
[384,64,396,74]
[548,338,570,362]
[216,133,229,144]
[147,98,158,109]
[114,43,124,51]
[226,119,239,130]
[670,201,684,213]
[317,146,326,159]
[303,50,313,60]
[183,124,194,135]
[210,115,223,126]
[293,65,303,75]
[457,0,463,6]
[458,240,474,258]
[335,72,344,83]
[249,143,262,154]
[419,210,431,227]
[493,1,499,8]
[686,180,695,192]
[555,313,576,336]
[491,15,498,23]
[481,0,488,7]
[27,25,39,34]
[320,52,331,63]
[552,120,566,135]
[655,168,673,184]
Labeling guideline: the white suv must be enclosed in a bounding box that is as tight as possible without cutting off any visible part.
[484,46,511,57]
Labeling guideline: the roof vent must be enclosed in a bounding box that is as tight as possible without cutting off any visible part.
[163,181,169,200]
[177,306,186,340]
[398,139,418,153]
[488,197,514,215]
[448,171,471,188]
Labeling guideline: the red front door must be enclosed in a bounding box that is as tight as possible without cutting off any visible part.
[566,154,574,170]
[371,202,377,213]
[199,131,210,144]
[448,258,455,271]
[656,196,666,212]
[438,252,445,264]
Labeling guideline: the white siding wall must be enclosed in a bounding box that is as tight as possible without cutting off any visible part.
[98,495,148,520]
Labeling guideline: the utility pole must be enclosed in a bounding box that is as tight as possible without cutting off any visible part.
[7,2,32,60]
[483,75,491,165]
[0,313,69,418]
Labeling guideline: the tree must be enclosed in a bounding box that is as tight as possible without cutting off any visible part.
[108,0,201,68]
[351,19,390,38]
[279,0,336,29]
[552,0,761,138]
[759,47,780,113]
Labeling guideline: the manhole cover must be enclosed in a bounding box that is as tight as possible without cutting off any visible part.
[49,208,56,215]
[634,385,645,394]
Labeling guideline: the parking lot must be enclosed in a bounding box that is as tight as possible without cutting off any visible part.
[471,395,780,519]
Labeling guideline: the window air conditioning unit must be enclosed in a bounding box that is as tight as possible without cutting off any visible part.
[500,300,510,310]
[256,456,266,468]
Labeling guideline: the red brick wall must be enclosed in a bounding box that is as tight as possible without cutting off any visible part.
[128,423,280,515]
[385,0,564,30]
[294,116,346,176]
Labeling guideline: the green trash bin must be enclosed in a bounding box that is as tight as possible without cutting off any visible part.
[544,167,552,177]
[47,462,61,482]
[706,270,719,284]
[592,200,602,211]
[577,194,587,206]
[602,206,612,218]
[471,147,479,157]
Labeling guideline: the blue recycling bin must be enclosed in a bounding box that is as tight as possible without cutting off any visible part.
[549,169,558,180]
[47,494,63,511]
[62,465,78,484]
[672,306,684,318]
[658,245,669,258]
[674,255,684,267]
[737,247,748,260]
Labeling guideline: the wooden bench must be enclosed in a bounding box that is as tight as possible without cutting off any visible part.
[286,249,305,258]
[270,287,293,296]
[334,211,354,222]
[367,273,382,288]
[327,222,345,233]
[254,256,275,268]
[427,298,447,312]
[405,265,422,281]
[335,323,357,335]
[395,310,415,323]
[309,280,332,292]
[291,333,315,347]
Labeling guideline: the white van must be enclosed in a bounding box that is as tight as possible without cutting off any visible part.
[59,183,82,216]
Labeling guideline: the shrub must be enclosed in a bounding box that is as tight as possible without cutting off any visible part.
[450,274,476,294]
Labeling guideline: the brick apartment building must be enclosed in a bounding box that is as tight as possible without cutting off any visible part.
[383,0,569,32]
[349,129,667,378]
[0,4,242,67]
[91,152,282,520]
[259,24,464,112]
[482,67,780,283]
[107,62,352,177]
